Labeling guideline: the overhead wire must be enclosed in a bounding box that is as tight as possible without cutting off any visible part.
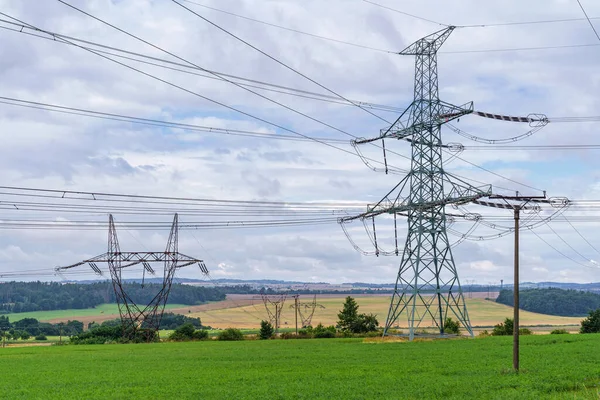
[169,0,393,125]
[576,0,600,42]
[179,0,396,54]
[4,8,553,194]
[1,13,405,175]
[0,19,403,113]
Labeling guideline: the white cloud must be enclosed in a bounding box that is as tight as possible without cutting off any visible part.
[0,0,600,284]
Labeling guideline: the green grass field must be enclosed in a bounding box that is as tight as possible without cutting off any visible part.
[1,334,599,399]
[3,303,188,323]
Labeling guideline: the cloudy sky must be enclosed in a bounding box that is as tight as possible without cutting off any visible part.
[1,0,600,285]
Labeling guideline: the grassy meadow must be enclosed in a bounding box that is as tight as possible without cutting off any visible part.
[1,334,600,399]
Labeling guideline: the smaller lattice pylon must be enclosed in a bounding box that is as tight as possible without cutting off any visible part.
[259,293,287,333]
[56,214,208,342]
[289,294,325,328]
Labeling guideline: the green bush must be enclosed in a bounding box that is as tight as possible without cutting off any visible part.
[580,308,600,333]
[519,328,533,335]
[492,318,514,336]
[550,329,569,335]
[217,328,244,341]
[259,320,274,340]
[313,323,336,338]
[443,317,460,335]
[34,334,47,341]
[169,323,208,341]
[192,330,209,340]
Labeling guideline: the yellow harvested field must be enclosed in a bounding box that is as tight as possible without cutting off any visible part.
[188,294,583,331]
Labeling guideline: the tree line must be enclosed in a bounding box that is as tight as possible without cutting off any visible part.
[496,288,600,317]
[0,281,225,313]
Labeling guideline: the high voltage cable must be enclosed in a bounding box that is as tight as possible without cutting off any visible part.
[576,0,600,42]
[0,32,531,194]
[440,43,600,54]
[0,19,403,113]
[60,0,394,127]
[0,185,368,208]
[562,215,600,256]
[3,12,543,193]
[2,13,403,175]
[362,0,448,27]
[179,0,396,53]
[0,96,349,145]
[529,229,597,269]
[545,222,592,263]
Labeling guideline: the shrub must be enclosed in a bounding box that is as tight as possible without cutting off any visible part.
[259,320,274,340]
[217,328,244,341]
[192,329,209,340]
[550,329,569,335]
[169,323,209,341]
[518,328,533,335]
[34,334,47,341]
[313,323,336,338]
[169,323,196,341]
[492,318,514,336]
[478,330,490,337]
[443,317,460,335]
[580,308,600,334]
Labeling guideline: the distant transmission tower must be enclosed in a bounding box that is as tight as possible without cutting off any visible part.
[290,294,325,331]
[260,293,287,334]
[56,214,208,342]
[340,27,491,340]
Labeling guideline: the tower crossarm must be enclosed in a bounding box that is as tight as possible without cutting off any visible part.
[341,192,487,222]
[55,251,204,271]
[353,100,473,145]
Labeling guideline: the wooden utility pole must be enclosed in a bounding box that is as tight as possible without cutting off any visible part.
[294,295,299,335]
[475,192,546,372]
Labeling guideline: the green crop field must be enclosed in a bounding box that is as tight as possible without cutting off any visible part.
[1,334,600,399]
[3,303,188,324]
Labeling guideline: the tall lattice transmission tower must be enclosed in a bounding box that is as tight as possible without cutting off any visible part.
[340,27,491,340]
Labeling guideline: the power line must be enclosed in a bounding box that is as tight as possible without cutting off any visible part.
[53,2,393,144]
[3,13,402,175]
[179,0,395,53]
[5,11,539,195]
[576,0,600,42]
[459,16,600,28]
[0,96,350,145]
[441,43,600,54]
[562,215,600,256]
[530,229,596,269]
[0,19,404,113]
[362,0,448,27]
[169,0,393,125]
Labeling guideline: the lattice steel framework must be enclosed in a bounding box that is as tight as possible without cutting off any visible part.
[56,213,208,341]
[341,27,491,340]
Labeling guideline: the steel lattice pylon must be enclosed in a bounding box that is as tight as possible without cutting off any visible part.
[57,213,209,342]
[341,27,491,340]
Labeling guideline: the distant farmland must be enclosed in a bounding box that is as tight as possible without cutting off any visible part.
[12,293,582,332]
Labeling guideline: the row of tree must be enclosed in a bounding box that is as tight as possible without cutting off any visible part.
[0,281,225,313]
[496,288,600,317]
[0,315,84,337]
